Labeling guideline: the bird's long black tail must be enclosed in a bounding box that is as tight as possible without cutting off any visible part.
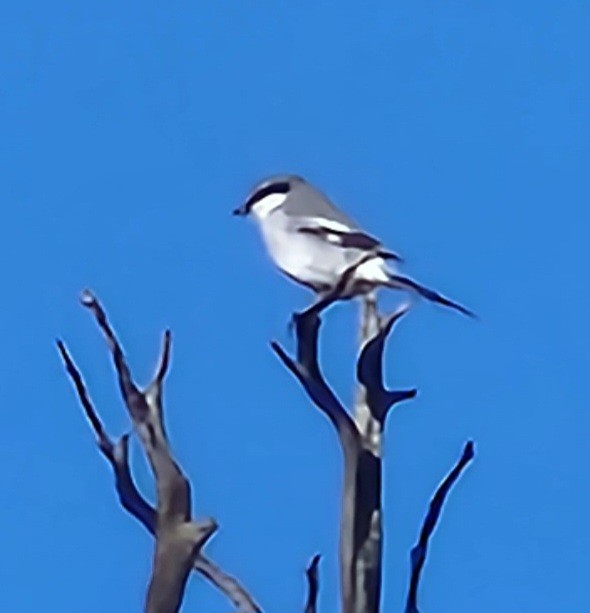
[387,273,475,318]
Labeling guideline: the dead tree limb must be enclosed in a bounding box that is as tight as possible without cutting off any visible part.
[405,441,475,613]
[274,281,474,613]
[57,278,474,612]
[272,311,360,613]
[350,297,416,613]
[272,290,414,613]
[58,291,261,613]
[57,338,261,613]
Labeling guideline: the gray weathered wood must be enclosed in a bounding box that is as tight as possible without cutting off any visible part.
[273,289,414,613]
[59,291,261,613]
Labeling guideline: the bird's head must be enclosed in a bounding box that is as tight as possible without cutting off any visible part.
[233,174,304,219]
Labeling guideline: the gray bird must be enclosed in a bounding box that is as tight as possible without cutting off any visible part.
[233,174,473,317]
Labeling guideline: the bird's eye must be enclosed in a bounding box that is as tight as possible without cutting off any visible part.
[245,181,291,213]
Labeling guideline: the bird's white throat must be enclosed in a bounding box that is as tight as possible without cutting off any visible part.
[251,192,288,219]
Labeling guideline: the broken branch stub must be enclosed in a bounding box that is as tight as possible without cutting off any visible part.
[304,554,321,613]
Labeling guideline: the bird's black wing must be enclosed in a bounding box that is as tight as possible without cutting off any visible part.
[297,225,403,262]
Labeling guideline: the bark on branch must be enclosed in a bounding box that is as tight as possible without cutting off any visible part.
[272,292,415,613]
[58,291,261,613]
[274,285,474,613]
[351,297,416,613]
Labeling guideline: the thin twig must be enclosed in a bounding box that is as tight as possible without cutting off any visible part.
[80,289,145,422]
[405,441,475,613]
[154,329,172,385]
[56,340,111,454]
[194,556,263,613]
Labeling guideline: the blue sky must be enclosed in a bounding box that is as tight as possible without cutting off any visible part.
[1,2,588,611]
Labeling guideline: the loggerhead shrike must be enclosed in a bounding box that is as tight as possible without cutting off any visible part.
[233,174,473,317]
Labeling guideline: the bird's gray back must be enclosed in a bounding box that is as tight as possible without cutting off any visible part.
[282,181,362,230]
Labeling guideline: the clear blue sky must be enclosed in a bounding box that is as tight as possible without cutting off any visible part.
[1,2,588,612]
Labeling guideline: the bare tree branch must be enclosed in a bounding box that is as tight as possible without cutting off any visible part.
[357,304,417,424]
[271,305,362,613]
[405,441,475,613]
[271,316,358,445]
[58,292,262,613]
[273,285,418,613]
[193,557,262,613]
[271,266,362,446]
[345,295,418,613]
[304,554,321,613]
[57,264,474,613]
[58,337,262,611]
[56,340,116,459]
[274,286,474,613]
[154,329,172,385]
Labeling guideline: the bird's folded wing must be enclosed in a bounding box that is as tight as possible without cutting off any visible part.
[296,218,403,262]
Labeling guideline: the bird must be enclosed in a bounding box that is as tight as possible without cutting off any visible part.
[233,174,474,317]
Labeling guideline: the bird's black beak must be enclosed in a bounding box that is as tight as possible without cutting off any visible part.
[232,204,247,216]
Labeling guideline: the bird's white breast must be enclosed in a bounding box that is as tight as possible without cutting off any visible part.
[255,209,391,294]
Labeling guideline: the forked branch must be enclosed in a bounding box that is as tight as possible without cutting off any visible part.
[272,305,361,613]
[58,292,261,613]
[273,286,473,613]
[59,280,474,613]
[357,304,417,424]
[272,289,417,613]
